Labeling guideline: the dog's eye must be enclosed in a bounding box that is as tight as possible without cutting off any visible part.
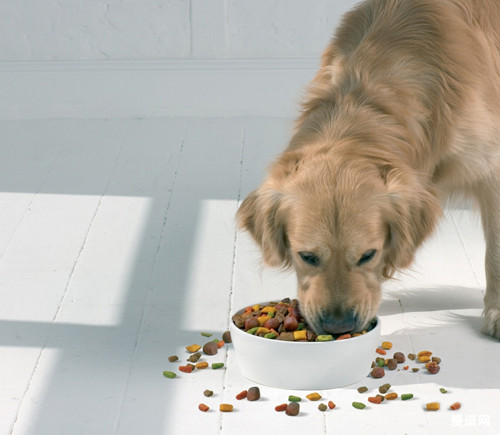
[298,251,320,267]
[357,249,376,266]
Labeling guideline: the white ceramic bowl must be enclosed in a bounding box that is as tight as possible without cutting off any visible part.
[230,303,381,390]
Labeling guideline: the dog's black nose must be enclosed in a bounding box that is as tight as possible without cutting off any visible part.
[320,311,357,334]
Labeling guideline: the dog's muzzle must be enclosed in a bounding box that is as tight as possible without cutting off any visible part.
[320,310,357,334]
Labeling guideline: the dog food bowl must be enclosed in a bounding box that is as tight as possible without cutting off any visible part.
[230,302,381,390]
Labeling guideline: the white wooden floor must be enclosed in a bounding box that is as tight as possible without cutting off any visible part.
[0,118,499,435]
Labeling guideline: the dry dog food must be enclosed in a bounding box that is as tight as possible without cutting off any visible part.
[450,402,461,410]
[236,390,248,400]
[368,396,383,404]
[328,401,336,409]
[306,392,322,401]
[371,367,385,378]
[219,404,234,412]
[168,355,178,362]
[426,361,440,374]
[286,402,300,416]
[211,362,224,370]
[385,392,398,400]
[318,403,328,411]
[357,386,368,393]
[378,383,391,394]
[288,395,301,402]
[162,371,176,379]
[393,352,405,363]
[203,389,213,397]
[222,330,232,343]
[198,403,209,412]
[232,298,375,341]
[401,393,414,401]
[426,402,440,411]
[352,401,366,409]
[275,403,287,412]
[247,386,260,401]
[202,342,218,355]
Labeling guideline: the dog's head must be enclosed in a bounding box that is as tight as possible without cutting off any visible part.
[237,147,440,334]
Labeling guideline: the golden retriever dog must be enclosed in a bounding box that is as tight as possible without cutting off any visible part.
[237,0,500,338]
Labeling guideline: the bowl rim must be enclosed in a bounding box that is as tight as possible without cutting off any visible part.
[230,302,380,346]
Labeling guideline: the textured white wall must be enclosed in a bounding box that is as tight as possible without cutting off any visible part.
[1,0,358,61]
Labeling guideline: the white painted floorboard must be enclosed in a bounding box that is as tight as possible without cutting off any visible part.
[0,118,498,435]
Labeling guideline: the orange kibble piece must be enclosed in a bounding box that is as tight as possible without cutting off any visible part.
[216,340,225,349]
[220,403,234,412]
[376,348,387,355]
[195,362,209,369]
[198,403,209,412]
[426,402,440,411]
[336,333,352,340]
[186,344,201,353]
[368,396,382,404]
[381,341,393,350]
[450,402,461,411]
[275,403,287,412]
[328,401,336,409]
[385,392,398,400]
[235,390,248,400]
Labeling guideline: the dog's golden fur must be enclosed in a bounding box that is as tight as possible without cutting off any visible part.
[238,0,500,338]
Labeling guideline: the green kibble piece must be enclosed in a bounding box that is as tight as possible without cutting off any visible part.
[212,362,224,369]
[401,393,414,401]
[203,389,213,397]
[316,335,333,342]
[377,359,385,367]
[246,327,259,335]
[201,332,212,337]
[212,338,219,343]
[357,386,368,393]
[297,322,305,330]
[264,332,277,339]
[439,388,448,394]
[163,371,176,379]
[318,403,328,412]
[352,401,366,410]
[288,395,302,402]
[168,355,178,363]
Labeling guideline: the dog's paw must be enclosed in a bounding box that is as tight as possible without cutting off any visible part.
[482,308,500,339]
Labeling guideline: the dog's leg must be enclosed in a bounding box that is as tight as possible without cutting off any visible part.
[477,181,500,339]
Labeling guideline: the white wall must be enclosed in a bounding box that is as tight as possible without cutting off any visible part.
[1,0,357,61]
[0,0,360,118]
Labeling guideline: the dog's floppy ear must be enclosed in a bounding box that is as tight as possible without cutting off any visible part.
[382,166,441,278]
[237,187,290,267]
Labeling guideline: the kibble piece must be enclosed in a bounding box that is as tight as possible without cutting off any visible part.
[393,352,405,363]
[357,386,368,394]
[352,401,366,409]
[378,383,391,394]
[179,365,193,373]
[244,317,260,331]
[385,392,398,400]
[211,362,224,369]
[186,344,201,353]
[162,371,176,379]
[196,361,209,369]
[412,367,420,373]
[222,330,232,343]
[318,403,328,411]
[286,402,300,416]
[201,332,212,337]
[381,341,393,349]
[450,402,461,410]
[417,350,432,363]
[188,352,202,363]
[219,404,234,412]
[203,389,213,397]
[439,387,447,394]
[316,334,333,342]
[328,401,336,409]
[376,348,387,355]
[408,353,416,360]
[368,396,382,404]
[247,386,260,401]
[432,356,441,364]
[371,367,385,378]
[198,403,210,412]
[376,357,385,367]
[306,392,322,401]
[236,390,248,400]
[203,341,218,356]
[386,358,398,370]
[168,355,178,363]
[288,395,302,402]
[275,403,287,412]
[426,402,440,411]
[426,361,440,374]
[401,393,414,401]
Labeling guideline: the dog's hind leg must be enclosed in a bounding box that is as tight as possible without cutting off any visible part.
[477,180,500,339]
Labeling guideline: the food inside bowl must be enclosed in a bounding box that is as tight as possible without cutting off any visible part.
[231,297,376,342]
